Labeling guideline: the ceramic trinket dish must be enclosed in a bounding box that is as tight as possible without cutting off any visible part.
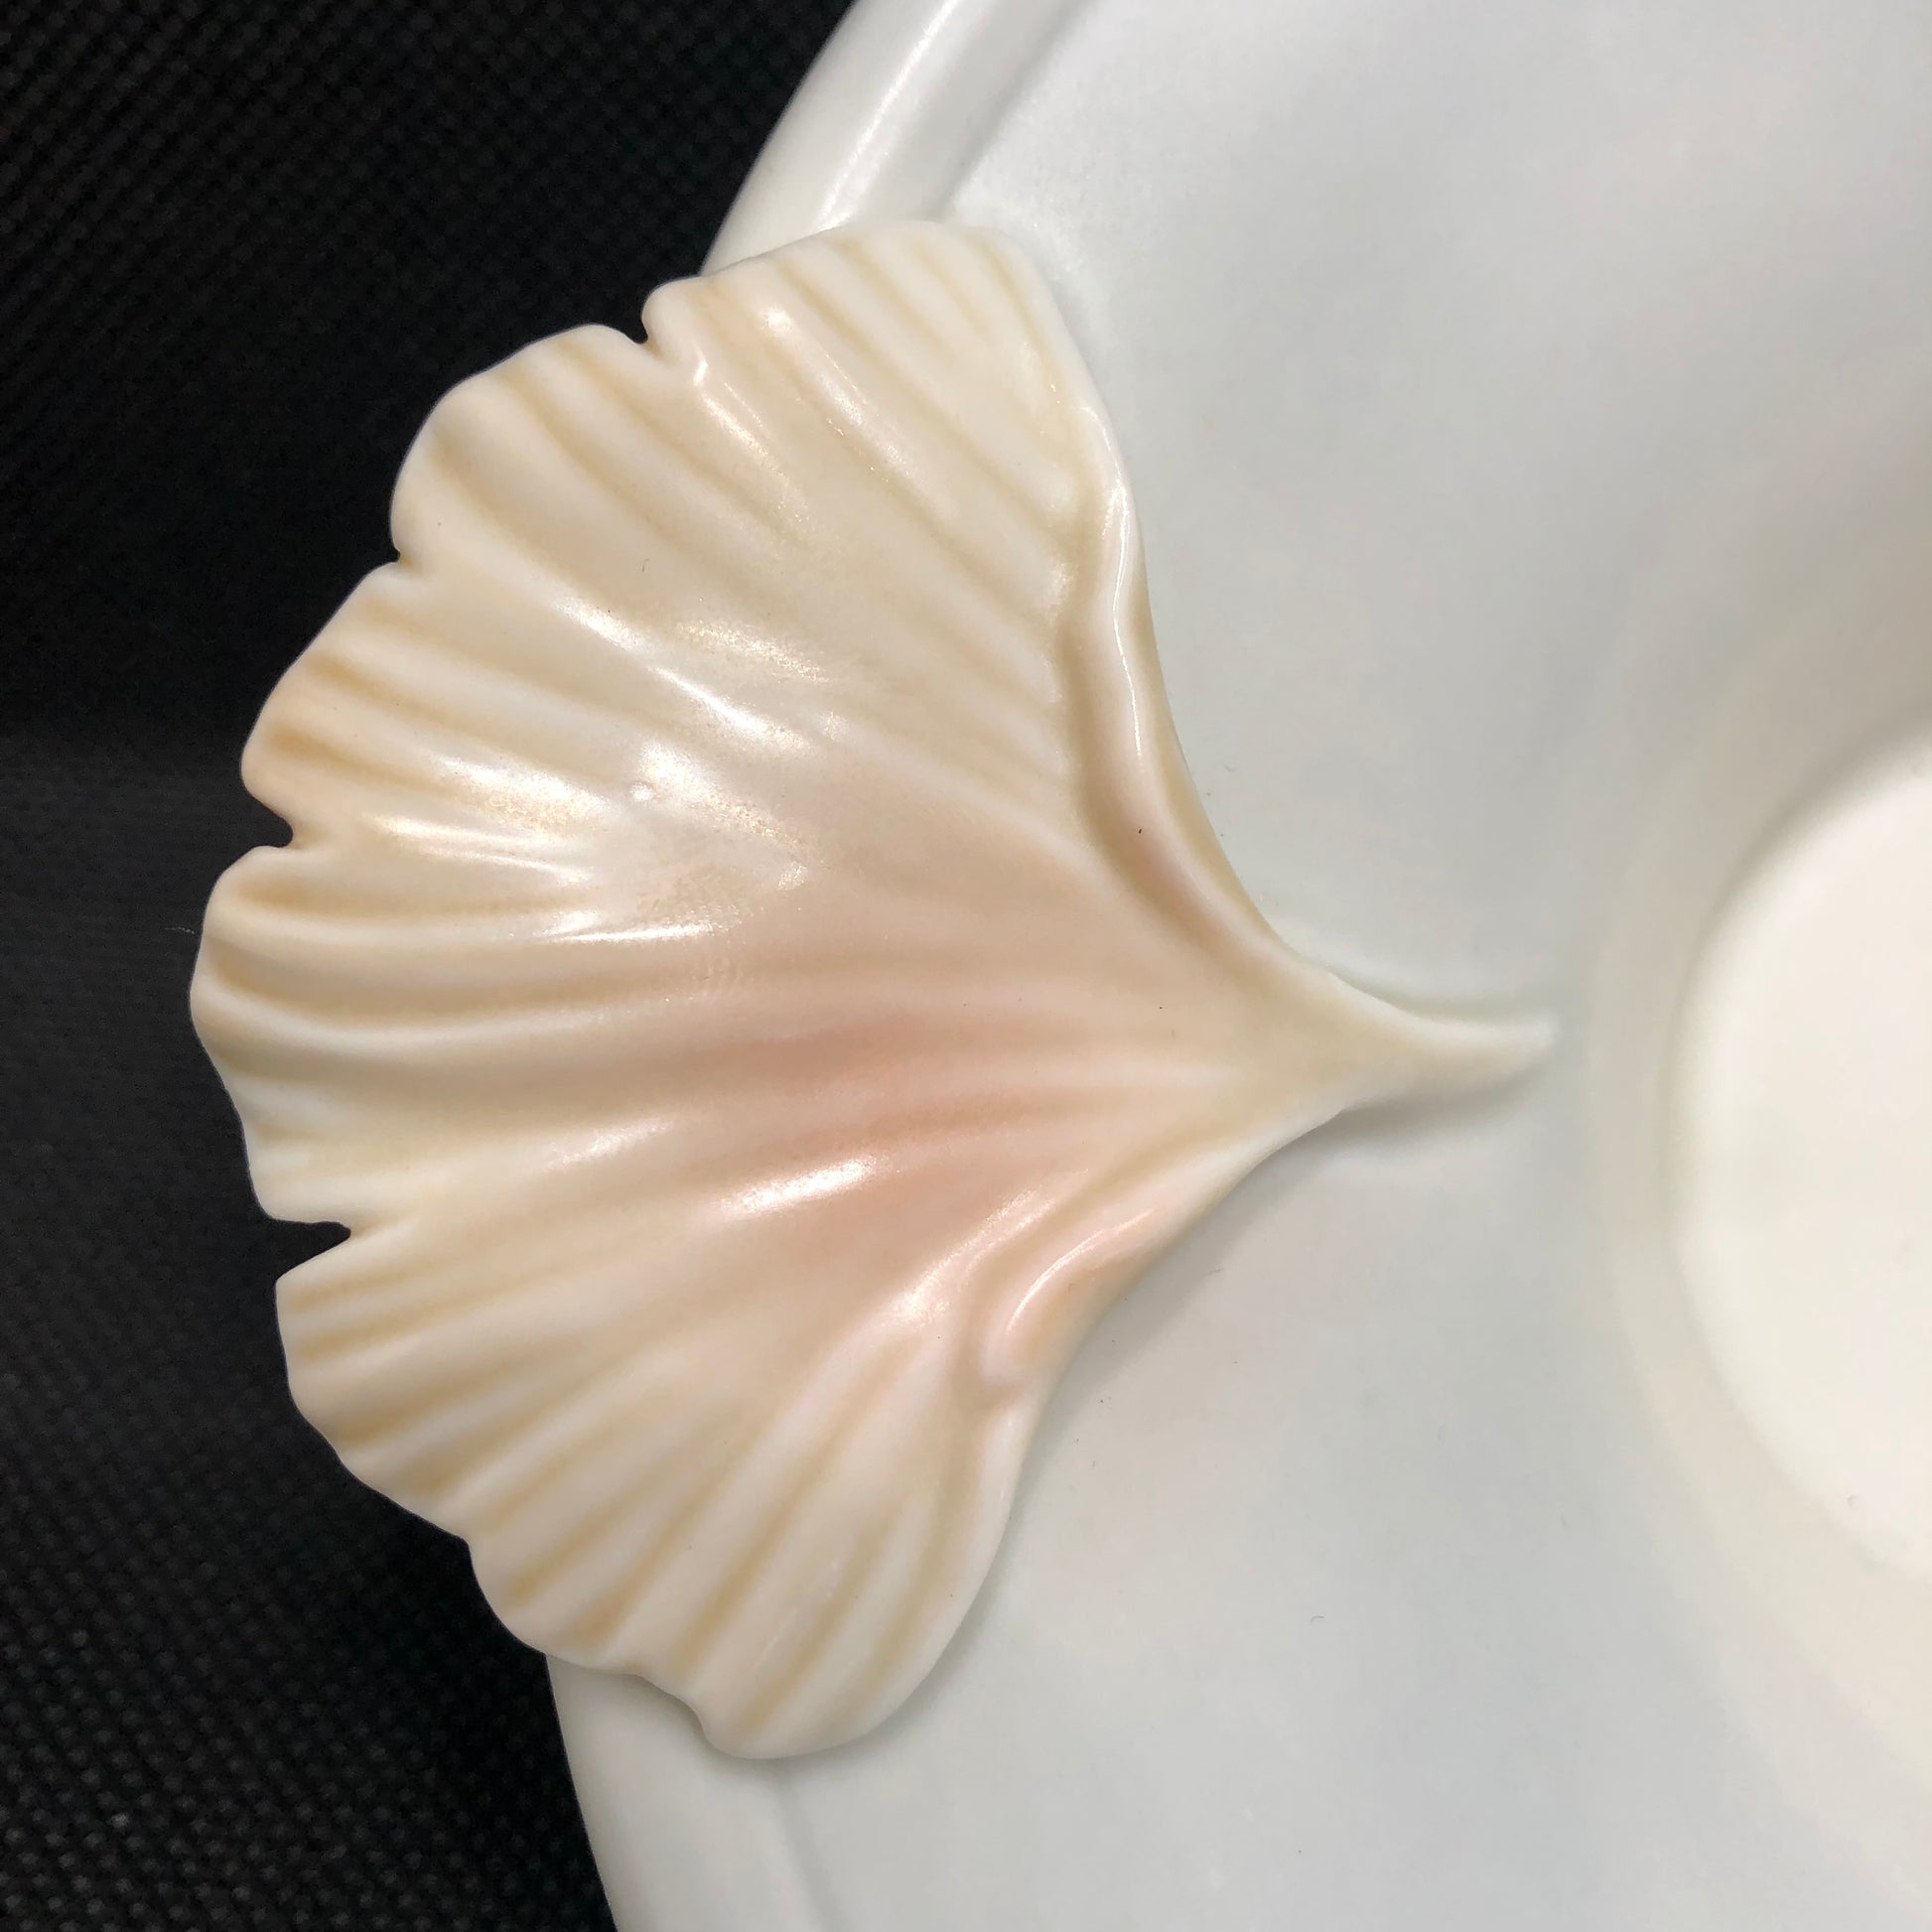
[541,6,1932,1928]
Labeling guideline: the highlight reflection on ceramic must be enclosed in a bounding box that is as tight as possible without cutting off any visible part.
[1587,428,1932,1894]
[192,222,1532,1756]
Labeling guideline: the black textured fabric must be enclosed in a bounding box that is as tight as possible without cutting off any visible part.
[2,3,851,1924]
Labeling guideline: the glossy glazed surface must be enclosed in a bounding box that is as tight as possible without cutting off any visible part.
[554,1,1932,1926]
[1673,744,1932,1584]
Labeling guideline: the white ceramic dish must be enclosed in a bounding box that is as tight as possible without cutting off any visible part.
[551,1,1932,1925]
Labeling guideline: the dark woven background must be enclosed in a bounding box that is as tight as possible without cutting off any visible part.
[1,3,850,1924]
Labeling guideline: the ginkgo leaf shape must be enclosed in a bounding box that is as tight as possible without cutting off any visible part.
[193,220,1535,1758]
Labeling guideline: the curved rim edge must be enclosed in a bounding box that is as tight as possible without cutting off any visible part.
[706,0,1089,269]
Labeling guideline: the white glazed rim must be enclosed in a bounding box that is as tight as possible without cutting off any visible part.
[702,0,1088,272]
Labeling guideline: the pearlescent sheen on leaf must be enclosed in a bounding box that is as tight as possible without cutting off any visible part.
[193,222,1536,1756]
